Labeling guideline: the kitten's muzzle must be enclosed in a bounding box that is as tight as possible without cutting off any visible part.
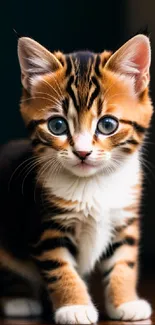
[73,150,92,161]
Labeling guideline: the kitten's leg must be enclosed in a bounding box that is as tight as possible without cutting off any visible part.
[99,216,152,321]
[32,221,98,324]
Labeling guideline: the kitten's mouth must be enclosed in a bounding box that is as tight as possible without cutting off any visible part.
[75,161,96,169]
[67,160,102,177]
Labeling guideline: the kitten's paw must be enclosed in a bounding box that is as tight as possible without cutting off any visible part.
[1,298,42,318]
[55,304,98,324]
[106,299,152,321]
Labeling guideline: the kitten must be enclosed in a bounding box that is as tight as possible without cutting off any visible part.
[0,34,153,323]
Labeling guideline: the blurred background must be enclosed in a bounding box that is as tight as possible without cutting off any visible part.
[1,0,155,270]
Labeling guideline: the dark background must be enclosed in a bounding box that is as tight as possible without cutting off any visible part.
[1,0,155,268]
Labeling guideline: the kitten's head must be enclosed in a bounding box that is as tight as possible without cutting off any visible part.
[18,35,153,177]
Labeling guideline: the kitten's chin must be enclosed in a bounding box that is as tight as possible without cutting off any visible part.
[63,163,101,177]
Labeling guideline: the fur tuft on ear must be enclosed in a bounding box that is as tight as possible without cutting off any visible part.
[105,34,151,94]
[134,26,150,38]
[18,37,62,91]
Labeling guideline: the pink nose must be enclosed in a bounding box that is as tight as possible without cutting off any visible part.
[73,150,92,160]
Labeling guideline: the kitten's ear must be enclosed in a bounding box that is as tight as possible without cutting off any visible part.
[105,34,151,94]
[18,37,62,90]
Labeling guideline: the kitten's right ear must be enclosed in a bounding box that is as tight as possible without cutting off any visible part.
[18,37,62,91]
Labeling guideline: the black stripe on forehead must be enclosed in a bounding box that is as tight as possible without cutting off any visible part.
[71,51,94,80]
[65,51,102,111]
[65,55,72,76]
[62,97,69,115]
[66,76,79,110]
[88,76,100,109]
[94,55,102,77]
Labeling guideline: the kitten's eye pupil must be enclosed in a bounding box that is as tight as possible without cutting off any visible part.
[97,116,118,135]
[48,117,68,135]
[55,120,63,130]
[104,120,112,130]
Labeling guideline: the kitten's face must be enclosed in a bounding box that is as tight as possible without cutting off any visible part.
[18,36,153,178]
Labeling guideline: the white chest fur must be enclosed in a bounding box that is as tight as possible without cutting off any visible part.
[45,153,140,274]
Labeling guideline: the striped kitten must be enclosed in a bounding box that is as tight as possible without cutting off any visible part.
[0,34,153,323]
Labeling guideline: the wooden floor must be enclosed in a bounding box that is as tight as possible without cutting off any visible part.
[0,313,154,325]
[0,319,154,325]
[0,311,154,325]
[0,273,154,325]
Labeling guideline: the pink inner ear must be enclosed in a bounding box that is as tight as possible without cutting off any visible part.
[132,40,151,93]
[105,35,151,94]
[133,42,150,72]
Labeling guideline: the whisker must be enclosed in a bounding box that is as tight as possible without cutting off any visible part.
[41,78,63,100]
[103,80,119,101]
[21,161,42,195]
[36,91,61,106]
[51,74,64,98]
[40,160,62,203]
[143,140,155,146]
[34,159,54,202]
[8,156,38,191]
[21,96,58,105]
[140,157,155,182]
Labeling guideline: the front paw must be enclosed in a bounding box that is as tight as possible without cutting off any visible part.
[106,299,152,321]
[55,304,98,324]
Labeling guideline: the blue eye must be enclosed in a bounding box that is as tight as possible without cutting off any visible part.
[48,117,68,135]
[97,116,118,135]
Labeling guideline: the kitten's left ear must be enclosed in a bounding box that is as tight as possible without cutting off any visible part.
[18,37,62,91]
[105,34,151,94]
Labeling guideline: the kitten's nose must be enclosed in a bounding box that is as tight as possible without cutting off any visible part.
[73,150,92,160]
